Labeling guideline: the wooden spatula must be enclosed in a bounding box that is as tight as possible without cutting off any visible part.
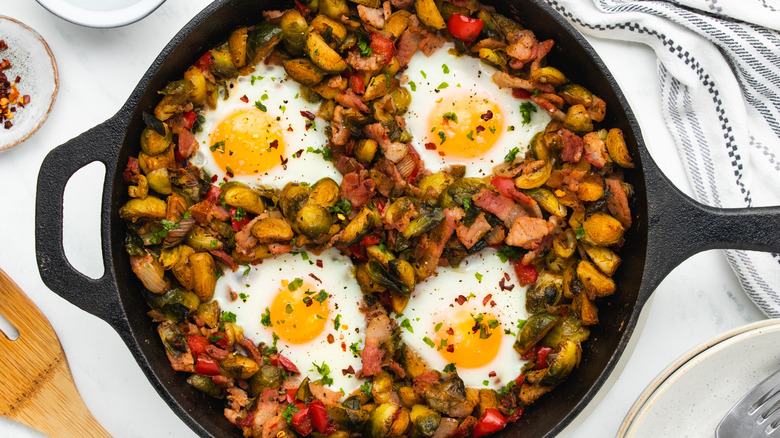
[0,268,110,437]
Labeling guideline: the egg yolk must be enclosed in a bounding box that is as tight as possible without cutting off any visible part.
[269,279,328,344]
[434,309,502,368]
[425,93,503,159]
[209,108,285,175]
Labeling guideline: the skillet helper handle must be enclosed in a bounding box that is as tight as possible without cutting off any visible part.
[643,174,780,289]
[36,116,126,329]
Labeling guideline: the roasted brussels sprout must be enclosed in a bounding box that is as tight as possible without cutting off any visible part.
[247,22,283,65]
[140,124,172,156]
[414,0,446,29]
[364,74,399,101]
[120,197,167,222]
[280,10,308,55]
[295,203,333,238]
[606,128,634,168]
[221,182,265,215]
[284,58,325,86]
[280,182,313,220]
[540,340,581,386]
[309,177,340,208]
[251,218,294,243]
[306,32,348,74]
[189,252,217,301]
[249,365,283,397]
[355,138,379,164]
[541,314,590,348]
[529,66,568,86]
[367,403,401,438]
[209,50,237,78]
[410,404,441,436]
[220,354,260,379]
[335,207,379,245]
[514,313,561,355]
[526,271,564,313]
[228,27,249,68]
[581,243,621,276]
[563,104,594,134]
[187,374,222,397]
[146,168,172,195]
[576,260,616,298]
[372,371,394,404]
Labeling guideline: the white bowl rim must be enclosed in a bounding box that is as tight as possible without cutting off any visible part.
[34,0,166,28]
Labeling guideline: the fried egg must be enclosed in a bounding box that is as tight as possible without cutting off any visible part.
[398,248,530,389]
[191,62,340,188]
[215,248,366,395]
[404,43,550,177]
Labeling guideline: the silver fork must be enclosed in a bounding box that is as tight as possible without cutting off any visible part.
[717,369,780,437]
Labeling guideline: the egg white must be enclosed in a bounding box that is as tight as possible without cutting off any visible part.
[403,43,550,178]
[398,248,529,389]
[191,62,341,188]
[215,248,366,395]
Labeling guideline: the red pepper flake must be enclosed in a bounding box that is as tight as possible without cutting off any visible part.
[316,259,323,268]
[446,344,455,353]
[0,41,30,130]
[300,110,316,120]
[481,110,493,121]
[239,95,249,103]
[287,126,294,132]
[425,142,437,150]
[295,149,303,158]
[488,371,497,378]
[280,155,289,170]
[269,139,279,149]
[342,365,355,375]
[341,342,347,352]
[456,295,467,305]
[446,327,455,336]
[211,174,218,183]
[490,300,496,307]
[327,334,335,344]
[476,125,485,133]
[309,273,322,283]
[438,151,446,157]
[0,40,7,50]
[498,277,515,291]
[482,294,493,306]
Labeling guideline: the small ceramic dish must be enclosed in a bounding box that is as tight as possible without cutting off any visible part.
[0,16,58,152]
[619,319,780,438]
[35,0,166,28]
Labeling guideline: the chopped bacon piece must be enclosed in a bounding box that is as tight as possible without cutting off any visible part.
[559,129,583,163]
[209,249,238,271]
[205,344,230,360]
[506,217,554,249]
[340,171,376,209]
[606,178,632,228]
[455,213,492,249]
[396,31,422,67]
[336,90,370,112]
[583,132,608,168]
[123,157,140,182]
[358,5,386,28]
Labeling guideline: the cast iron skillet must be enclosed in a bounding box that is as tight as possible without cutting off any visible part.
[35,0,780,436]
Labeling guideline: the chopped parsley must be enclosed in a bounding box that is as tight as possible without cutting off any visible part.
[475,272,483,282]
[504,146,520,163]
[434,322,443,332]
[437,82,449,90]
[282,403,300,424]
[250,75,264,85]
[400,318,414,333]
[315,290,329,303]
[254,101,267,112]
[356,33,372,58]
[420,70,427,79]
[261,307,272,327]
[350,342,362,356]
[437,131,447,145]
[409,81,417,92]
[334,314,342,330]
[497,245,521,263]
[306,145,332,161]
[285,304,294,314]
[483,380,490,386]
[466,129,475,141]
[423,336,435,348]
[232,206,247,222]
[328,198,352,216]
[221,311,237,323]
[443,112,458,123]
[517,319,527,330]
[575,223,586,239]
[209,141,225,153]
[519,102,537,125]
[497,380,517,396]
[288,278,303,291]
[442,64,450,74]
[462,197,472,212]
[443,363,457,373]
[360,381,373,397]
[239,292,249,300]
[312,362,334,386]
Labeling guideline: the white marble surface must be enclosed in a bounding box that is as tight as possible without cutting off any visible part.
[0,1,767,437]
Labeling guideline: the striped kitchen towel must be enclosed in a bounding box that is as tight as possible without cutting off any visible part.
[542,0,780,316]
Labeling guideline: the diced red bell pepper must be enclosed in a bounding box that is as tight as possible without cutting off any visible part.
[513,261,538,286]
[359,234,381,246]
[370,33,395,62]
[446,14,484,43]
[188,335,209,357]
[195,357,221,376]
[534,346,553,370]
[286,388,297,404]
[204,185,221,204]
[195,51,213,70]
[291,403,313,436]
[347,70,366,94]
[294,0,309,15]
[278,354,300,374]
[230,208,251,232]
[309,400,337,435]
[512,88,532,99]
[211,332,229,348]
[472,408,507,437]
[182,111,198,129]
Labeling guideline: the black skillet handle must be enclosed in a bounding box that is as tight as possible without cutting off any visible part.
[36,115,127,330]
[642,162,780,290]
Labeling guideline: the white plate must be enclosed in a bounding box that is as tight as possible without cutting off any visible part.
[619,319,780,438]
[35,0,166,28]
[0,16,58,151]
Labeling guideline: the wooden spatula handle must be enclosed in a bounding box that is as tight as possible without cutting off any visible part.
[0,269,111,438]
